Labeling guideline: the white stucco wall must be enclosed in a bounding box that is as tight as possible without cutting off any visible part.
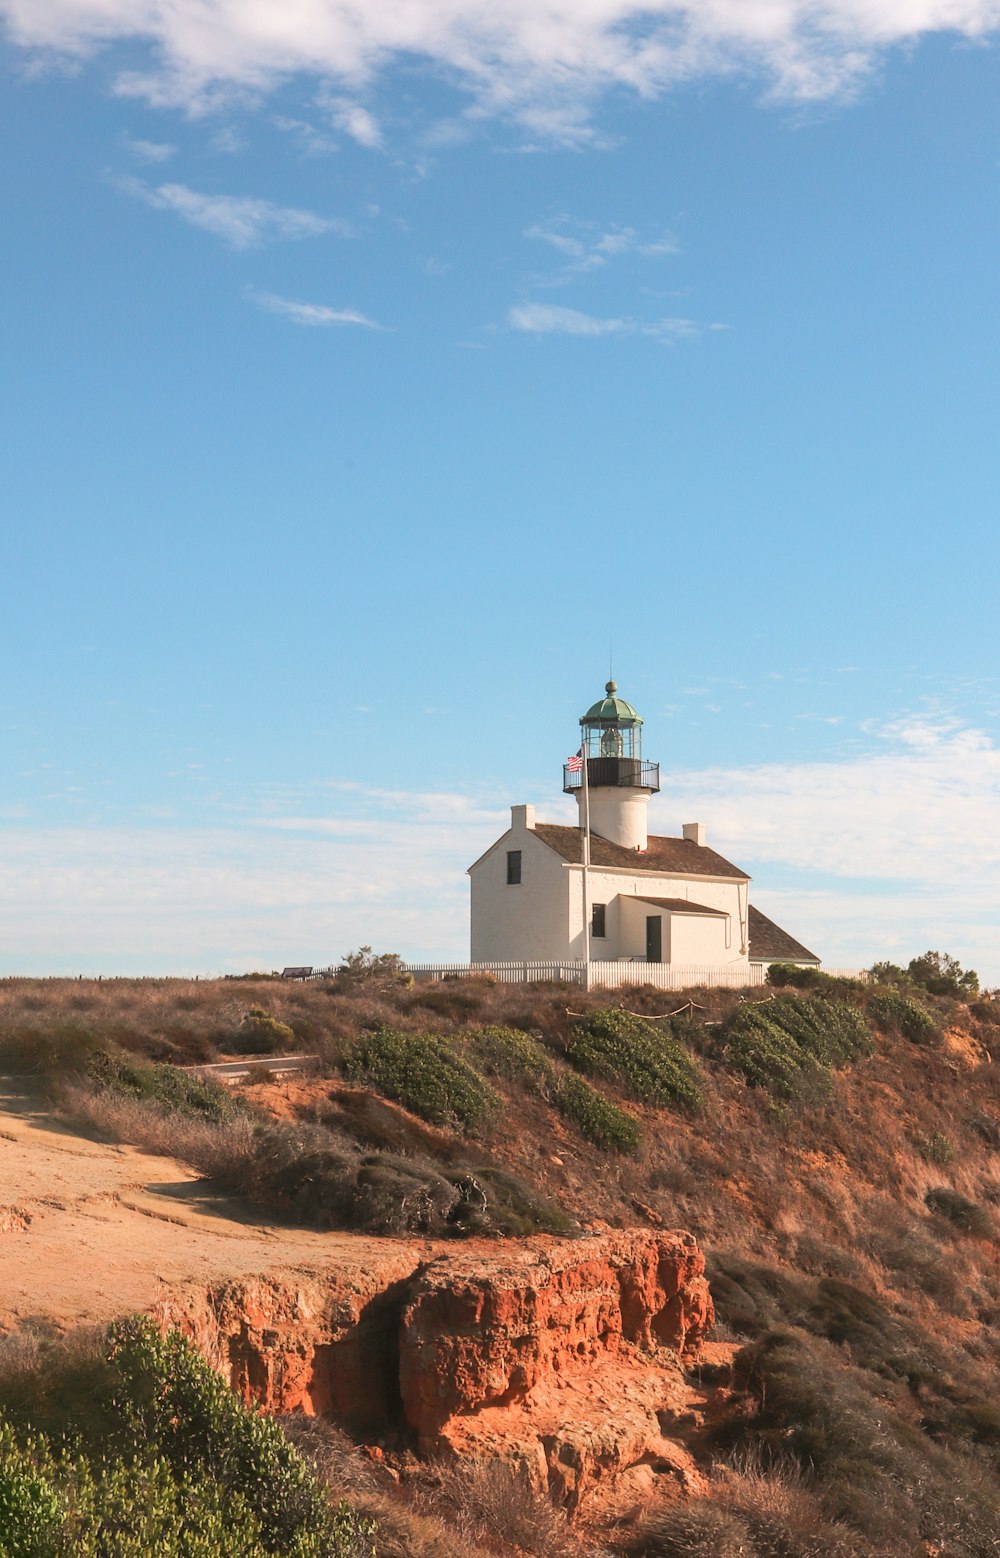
[572,866,749,963]
[614,887,738,964]
[471,811,751,968]
[469,812,571,961]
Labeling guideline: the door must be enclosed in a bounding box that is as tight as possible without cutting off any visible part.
[646,916,662,964]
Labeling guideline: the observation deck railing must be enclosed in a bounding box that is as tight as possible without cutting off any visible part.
[563,757,660,794]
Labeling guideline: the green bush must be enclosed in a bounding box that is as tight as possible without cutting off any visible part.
[719,997,871,1101]
[767,962,821,989]
[343,1029,500,1135]
[461,1026,643,1153]
[233,1008,296,1056]
[566,1009,704,1113]
[86,1047,237,1123]
[554,1073,642,1154]
[867,991,939,1045]
[907,950,979,999]
[461,1025,551,1084]
[0,1320,376,1557]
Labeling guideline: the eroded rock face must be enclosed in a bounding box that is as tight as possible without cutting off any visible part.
[154,1229,713,1508]
[398,1231,711,1436]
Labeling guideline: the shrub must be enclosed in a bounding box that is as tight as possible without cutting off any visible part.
[553,1073,642,1154]
[344,1029,501,1135]
[86,1047,238,1123]
[913,1130,954,1165]
[448,1164,575,1237]
[719,997,870,1101]
[924,1187,993,1238]
[907,950,979,999]
[426,1456,573,1556]
[0,1319,376,1557]
[233,1008,296,1055]
[867,991,938,1045]
[332,947,412,993]
[462,1025,551,1084]
[720,1007,826,1101]
[566,1009,704,1112]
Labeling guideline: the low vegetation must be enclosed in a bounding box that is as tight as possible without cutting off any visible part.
[867,989,939,1044]
[565,1007,704,1112]
[6,953,1000,1555]
[718,995,871,1101]
[0,1319,375,1557]
[344,1027,502,1135]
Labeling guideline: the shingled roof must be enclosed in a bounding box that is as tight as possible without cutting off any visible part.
[633,896,729,917]
[747,905,819,965]
[532,824,749,881]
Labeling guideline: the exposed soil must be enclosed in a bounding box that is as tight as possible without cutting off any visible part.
[0,1077,444,1332]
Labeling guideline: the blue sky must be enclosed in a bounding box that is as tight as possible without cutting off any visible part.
[2,1,1000,978]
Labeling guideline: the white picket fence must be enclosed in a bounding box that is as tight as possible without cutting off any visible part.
[409,960,754,989]
[406,960,869,989]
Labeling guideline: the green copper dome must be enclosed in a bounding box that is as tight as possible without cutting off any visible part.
[581,681,643,727]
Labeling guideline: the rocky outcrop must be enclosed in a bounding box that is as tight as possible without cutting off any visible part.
[154,1229,713,1508]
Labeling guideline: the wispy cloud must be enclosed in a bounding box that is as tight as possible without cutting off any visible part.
[4,1,1000,132]
[122,134,175,163]
[272,115,338,157]
[508,303,629,337]
[2,716,1000,976]
[114,175,345,248]
[525,216,678,271]
[321,94,383,149]
[246,288,385,329]
[507,302,722,341]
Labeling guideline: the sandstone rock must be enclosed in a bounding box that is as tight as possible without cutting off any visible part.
[154,1229,713,1510]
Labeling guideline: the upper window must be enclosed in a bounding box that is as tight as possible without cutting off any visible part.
[506,850,522,885]
[592,903,606,938]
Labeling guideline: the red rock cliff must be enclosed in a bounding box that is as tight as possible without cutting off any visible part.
[154,1229,713,1507]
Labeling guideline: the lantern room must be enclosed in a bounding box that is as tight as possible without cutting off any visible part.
[563,681,661,797]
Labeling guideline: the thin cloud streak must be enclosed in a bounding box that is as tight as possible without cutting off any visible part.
[525,216,678,270]
[114,175,345,248]
[246,288,385,328]
[508,302,717,340]
[3,1,1000,132]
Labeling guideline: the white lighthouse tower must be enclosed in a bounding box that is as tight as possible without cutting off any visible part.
[466,677,819,978]
[563,681,660,850]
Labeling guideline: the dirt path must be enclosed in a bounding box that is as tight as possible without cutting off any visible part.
[0,1080,440,1332]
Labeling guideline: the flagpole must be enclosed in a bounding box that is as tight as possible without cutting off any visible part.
[581,738,592,994]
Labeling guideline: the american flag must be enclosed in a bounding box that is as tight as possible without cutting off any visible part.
[566,752,583,773]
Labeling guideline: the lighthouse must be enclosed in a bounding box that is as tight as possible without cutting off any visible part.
[466,678,819,978]
[563,680,660,851]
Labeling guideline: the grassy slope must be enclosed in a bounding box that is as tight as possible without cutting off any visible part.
[4,973,1000,1555]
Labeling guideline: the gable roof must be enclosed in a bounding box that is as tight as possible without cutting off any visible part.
[633,896,729,917]
[747,904,820,964]
[532,823,749,881]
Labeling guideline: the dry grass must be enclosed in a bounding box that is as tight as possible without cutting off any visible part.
[422,1457,576,1556]
[627,1453,867,1557]
[283,1416,596,1558]
[13,977,1000,1554]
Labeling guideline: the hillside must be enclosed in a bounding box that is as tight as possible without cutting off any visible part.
[3,966,1000,1555]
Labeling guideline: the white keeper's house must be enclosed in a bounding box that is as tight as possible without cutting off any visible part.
[467,681,818,979]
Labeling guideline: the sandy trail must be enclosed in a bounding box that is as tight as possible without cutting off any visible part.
[0,1080,437,1332]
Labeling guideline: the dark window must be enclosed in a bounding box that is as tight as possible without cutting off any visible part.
[506,850,522,885]
[591,903,606,938]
